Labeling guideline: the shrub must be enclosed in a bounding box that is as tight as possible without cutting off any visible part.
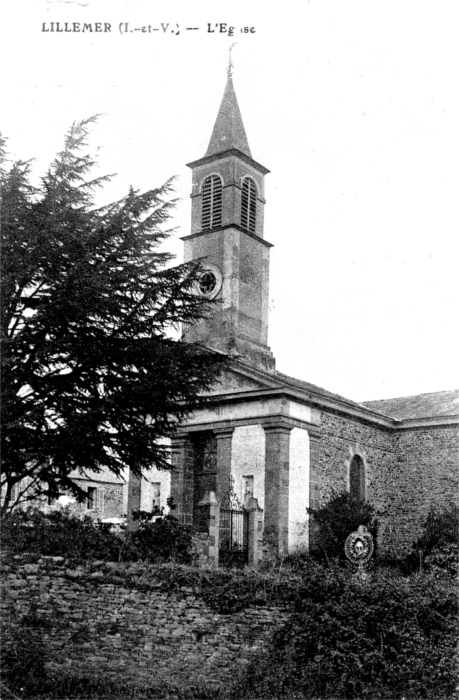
[307,490,379,563]
[405,503,459,576]
[0,507,124,561]
[129,514,193,564]
[236,564,458,699]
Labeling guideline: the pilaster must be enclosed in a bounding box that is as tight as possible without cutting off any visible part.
[263,422,292,556]
[170,433,195,526]
[308,428,322,550]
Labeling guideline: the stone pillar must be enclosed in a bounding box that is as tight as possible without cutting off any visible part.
[214,427,234,500]
[246,496,264,568]
[263,422,292,556]
[126,469,142,532]
[308,430,322,552]
[170,433,194,526]
[196,491,220,567]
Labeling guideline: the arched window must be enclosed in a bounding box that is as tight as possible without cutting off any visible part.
[349,455,365,501]
[201,175,222,230]
[241,177,257,233]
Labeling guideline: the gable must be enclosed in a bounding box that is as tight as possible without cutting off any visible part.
[205,366,280,396]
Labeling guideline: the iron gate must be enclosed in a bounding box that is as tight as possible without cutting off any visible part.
[219,480,249,568]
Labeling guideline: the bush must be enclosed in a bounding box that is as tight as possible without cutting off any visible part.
[1,508,124,561]
[307,490,379,563]
[0,509,196,565]
[237,564,459,699]
[407,503,459,577]
[129,514,193,564]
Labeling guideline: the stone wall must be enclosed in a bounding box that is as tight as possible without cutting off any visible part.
[312,410,459,551]
[389,424,459,548]
[314,410,395,509]
[1,555,289,690]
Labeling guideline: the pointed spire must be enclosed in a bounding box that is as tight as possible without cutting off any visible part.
[205,71,252,158]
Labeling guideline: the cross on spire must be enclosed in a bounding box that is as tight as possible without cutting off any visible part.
[227,43,237,78]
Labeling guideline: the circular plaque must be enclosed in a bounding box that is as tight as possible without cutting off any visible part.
[344,525,374,564]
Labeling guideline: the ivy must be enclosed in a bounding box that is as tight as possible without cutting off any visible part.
[236,565,458,699]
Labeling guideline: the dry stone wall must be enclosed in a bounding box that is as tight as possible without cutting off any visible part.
[1,554,289,690]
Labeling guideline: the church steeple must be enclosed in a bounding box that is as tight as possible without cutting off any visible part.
[182,71,275,370]
[205,76,252,158]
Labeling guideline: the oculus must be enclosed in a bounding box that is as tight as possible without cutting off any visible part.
[197,264,222,299]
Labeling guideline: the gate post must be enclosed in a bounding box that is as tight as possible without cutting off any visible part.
[196,491,220,568]
[246,497,264,568]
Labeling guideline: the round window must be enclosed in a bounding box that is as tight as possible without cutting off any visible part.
[199,271,217,296]
[196,265,222,299]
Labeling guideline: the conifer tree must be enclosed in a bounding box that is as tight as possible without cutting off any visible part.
[1,118,226,512]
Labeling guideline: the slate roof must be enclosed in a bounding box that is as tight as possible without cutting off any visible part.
[69,469,126,484]
[228,360,459,424]
[362,389,459,420]
[205,76,252,158]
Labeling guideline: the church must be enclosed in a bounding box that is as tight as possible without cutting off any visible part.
[156,68,458,556]
[40,69,459,557]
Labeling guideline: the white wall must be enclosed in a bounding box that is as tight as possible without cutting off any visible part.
[140,468,171,513]
[231,424,266,509]
[288,427,310,552]
[138,439,172,514]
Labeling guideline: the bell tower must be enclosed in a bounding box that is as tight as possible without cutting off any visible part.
[182,67,275,370]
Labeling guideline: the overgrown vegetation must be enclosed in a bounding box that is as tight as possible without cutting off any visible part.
[405,502,459,577]
[2,502,458,699]
[3,561,457,699]
[0,507,194,564]
[1,508,123,561]
[236,565,458,699]
[307,490,379,562]
[130,512,194,564]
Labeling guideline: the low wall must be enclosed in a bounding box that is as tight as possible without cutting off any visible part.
[1,554,289,689]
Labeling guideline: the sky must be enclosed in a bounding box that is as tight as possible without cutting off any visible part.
[2,0,458,402]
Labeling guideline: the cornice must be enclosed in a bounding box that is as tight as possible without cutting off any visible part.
[186,148,270,175]
[204,362,459,432]
[181,224,273,248]
[180,415,321,437]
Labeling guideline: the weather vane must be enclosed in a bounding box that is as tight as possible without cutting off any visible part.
[227,43,237,77]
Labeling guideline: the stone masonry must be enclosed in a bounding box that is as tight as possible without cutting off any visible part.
[1,555,289,690]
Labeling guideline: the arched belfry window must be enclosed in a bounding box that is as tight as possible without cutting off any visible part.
[201,175,223,230]
[241,177,257,233]
[349,455,365,501]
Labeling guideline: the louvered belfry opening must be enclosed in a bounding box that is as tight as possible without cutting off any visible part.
[201,175,223,230]
[241,177,257,233]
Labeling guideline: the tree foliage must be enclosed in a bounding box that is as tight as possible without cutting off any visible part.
[1,118,226,511]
